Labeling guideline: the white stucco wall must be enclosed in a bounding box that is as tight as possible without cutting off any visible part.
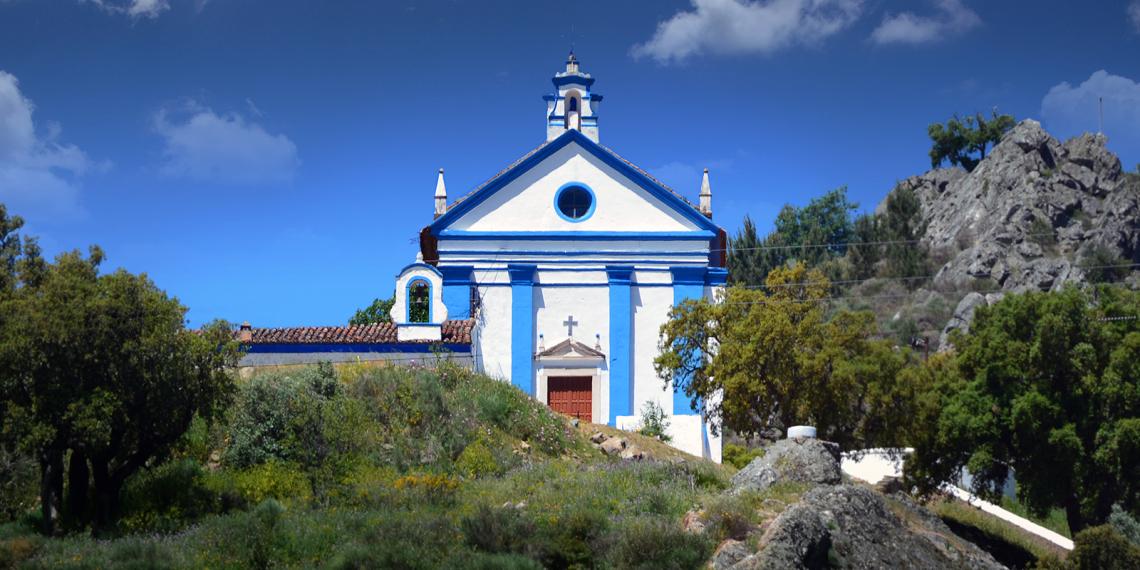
[476,286,512,381]
[630,286,673,415]
[450,144,700,234]
[390,264,447,324]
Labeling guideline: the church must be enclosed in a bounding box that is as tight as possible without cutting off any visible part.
[389,56,728,462]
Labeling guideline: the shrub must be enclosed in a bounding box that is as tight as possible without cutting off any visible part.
[118,458,245,533]
[444,552,543,570]
[609,520,713,570]
[460,504,536,555]
[1037,524,1140,569]
[637,401,673,443]
[1109,504,1140,548]
[0,535,41,569]
[229,460,310,505]
[456,438,499,479]
[533,508,611,570]
[225,366,340,468]
[1029,218,1055,248]
[394,473,460,505]
[0,445,37,522]
[702,493,753,541]
[105,541,178,570]
[722,444,763,470]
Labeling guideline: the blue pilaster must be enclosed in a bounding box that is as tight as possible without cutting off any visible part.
[705,267,728,289]
[670,266,708,415]
[440,265,474,320]
[606,265,634,425]
[508,264,537,395]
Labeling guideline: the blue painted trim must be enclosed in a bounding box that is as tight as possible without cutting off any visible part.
[705,267,728,286]
[448,259,709,266]
[508,264,537,395]
[243,343,471,354]
[397,323,443,328]
[542,94,556,101]
[405,277,433,324]
[437,230,716,240]
[607,265,634,425]
[474,282,673,288]
[439,249,709,256]
[430,130,720,234]
[396,262,443,278]
[526,267,671,272]
[554,182,597,223]
[670,266,708,287]
[671,266,706,416]
[439,265,474,320]
[553,75,595,88]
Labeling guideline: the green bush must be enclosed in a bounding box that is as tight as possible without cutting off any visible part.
[722,444,764,469]
[456,438,499,479]
[460,504,536,556]
[228,460,311,506]
[225,364,340,468]
[0,445,37,522]
[609,520,713,570]
[534,508,610,570]
[702,493,753,541]
[444,552,543,570]
[105,541,178,570]
[637,401,672,443]
[1037,524,1140,569]
[118,458,245,533]
[1109,504,1140,548]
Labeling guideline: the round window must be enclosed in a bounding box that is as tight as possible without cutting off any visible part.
[557,187,593,220]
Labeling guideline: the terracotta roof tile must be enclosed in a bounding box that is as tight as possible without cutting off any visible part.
[236,319,475,345]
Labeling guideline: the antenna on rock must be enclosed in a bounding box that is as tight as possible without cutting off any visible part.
[1099,97,1103,136]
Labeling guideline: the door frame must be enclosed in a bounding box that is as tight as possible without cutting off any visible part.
[537,366,601,424]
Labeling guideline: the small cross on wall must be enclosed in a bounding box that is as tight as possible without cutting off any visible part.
[563,316,578,337]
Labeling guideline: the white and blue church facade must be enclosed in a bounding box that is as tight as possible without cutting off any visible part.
[389,57,728,462]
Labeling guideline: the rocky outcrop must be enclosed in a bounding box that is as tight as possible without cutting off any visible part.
[729,437,842,494]
[715,439,1007,569]
[878,120,1139,297]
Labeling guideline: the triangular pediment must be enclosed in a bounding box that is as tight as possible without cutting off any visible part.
[431,130,719,238]
[536,337,605,361]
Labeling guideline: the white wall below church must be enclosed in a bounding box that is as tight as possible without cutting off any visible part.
[477,286,513,381]
[631,286,673,415]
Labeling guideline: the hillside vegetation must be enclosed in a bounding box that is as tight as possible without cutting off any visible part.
[1,359,736,570]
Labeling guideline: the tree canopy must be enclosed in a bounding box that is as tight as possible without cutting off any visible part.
[928,109,1016,172]
[655,262,919,450]
[727,187,859,287]
[905,286,1140,533]
[0,209,243,535]
[350,293,395,325]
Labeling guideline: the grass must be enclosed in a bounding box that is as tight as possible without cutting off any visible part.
[3,361,730,570]
[928,495,1069,568]
[999,496,1072,539]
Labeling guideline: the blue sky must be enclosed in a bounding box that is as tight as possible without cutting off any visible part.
[1,0,1139,327]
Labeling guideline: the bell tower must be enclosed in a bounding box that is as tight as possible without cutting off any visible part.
[544,55,602,143]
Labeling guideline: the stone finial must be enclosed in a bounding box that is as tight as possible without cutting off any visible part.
[239,321,252,342]
[434,168,447,219]
[699,168,712,219]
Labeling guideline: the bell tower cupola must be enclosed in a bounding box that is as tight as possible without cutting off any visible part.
[544,55,602,143]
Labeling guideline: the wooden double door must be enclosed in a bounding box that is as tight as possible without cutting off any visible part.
[548,376,592,422]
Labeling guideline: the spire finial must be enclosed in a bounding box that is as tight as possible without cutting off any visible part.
[699,169,712,219]
[434,169,447,219]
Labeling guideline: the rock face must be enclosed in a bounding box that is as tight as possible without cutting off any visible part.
[876,120,1140,347]
[730,437,842,494]
[717,438,1007,570]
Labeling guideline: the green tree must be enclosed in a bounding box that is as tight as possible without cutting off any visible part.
[881,184,930,288]
[655,262,919,449]
[726,216,788,287]
[928,109,1017,172]
[0,239,243,535]
[847,212,881,281]
[906,287,1140,534]
[727,187,859,287]
[350,293,395,325]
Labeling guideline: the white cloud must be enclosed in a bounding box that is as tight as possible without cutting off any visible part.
[630,0,864,65]
[154,102,299,186]
[0,71,95,221]
[1041,70,1140,167]
[80,0,170,20]
[1129,1,1140,33]
[870,0,981,45]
